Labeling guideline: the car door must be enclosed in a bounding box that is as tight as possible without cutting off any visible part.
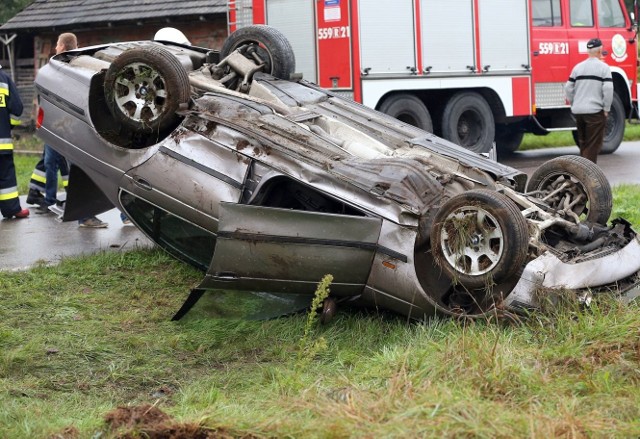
[119,127,251,232]
[200,202,383,296]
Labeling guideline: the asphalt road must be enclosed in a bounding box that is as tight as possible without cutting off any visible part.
[499,140,640,186]
[0,201,152,271]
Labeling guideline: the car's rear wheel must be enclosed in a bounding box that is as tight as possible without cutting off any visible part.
[221,25,296,80]
[526,155,612,225]
[104,45,191,133]
[430,189,529,289]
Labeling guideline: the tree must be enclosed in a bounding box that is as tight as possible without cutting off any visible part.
[0,0,32,25]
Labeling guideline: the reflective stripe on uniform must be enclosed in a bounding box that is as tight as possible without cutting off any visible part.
[0,82,8,95]
[10,114,21,126]
[0,137,13,150]
[62,175,69,187]
[30,168,46,184]
[0,186,19,201]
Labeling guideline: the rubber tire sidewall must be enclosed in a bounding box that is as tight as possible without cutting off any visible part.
[526,155,612,225]
[495,124,524,154]
[602,93,625,154]
[221,25,295,80]
[104,45,190,133]
[430,189,530,289]
[378,93,433,133]
[442,92,495,154]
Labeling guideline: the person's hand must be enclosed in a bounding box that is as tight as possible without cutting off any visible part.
[604,111,609,118]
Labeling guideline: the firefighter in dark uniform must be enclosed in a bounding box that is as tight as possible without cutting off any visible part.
[0,64,29,219]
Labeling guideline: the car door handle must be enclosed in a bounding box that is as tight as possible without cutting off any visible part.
[133,177,152,191]
[214,272,238,281]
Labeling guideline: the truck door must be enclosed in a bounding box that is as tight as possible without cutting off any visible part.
[530,0,570,108]
[263,0,317,83]
[595,0,634,79]
[316,0,353,90]
[358,0,416,75]
[567,0,598,69]
[420,0,474,74]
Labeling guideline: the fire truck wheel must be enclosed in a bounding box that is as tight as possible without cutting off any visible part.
[430,189,529,289]
[572,93,624,155]
[221,25,296,80]
[378,94,433,133]
[495,124,524,154]
[526,155,612,225]
[104,45,191,133]
[442,92,495,154]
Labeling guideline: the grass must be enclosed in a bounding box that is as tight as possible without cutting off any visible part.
[520,121,640,150]
[4,133,640,438]
[2,243,640,438]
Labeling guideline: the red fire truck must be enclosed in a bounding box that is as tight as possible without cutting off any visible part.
[228,0,638,155]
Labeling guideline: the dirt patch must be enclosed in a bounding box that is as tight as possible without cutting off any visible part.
[104,404,259,438]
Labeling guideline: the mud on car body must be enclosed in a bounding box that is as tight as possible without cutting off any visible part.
[34,26,640,320]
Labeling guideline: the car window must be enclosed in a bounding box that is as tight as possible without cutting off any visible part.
[532,0,563,26]
[570,0,595,26]
[598,0,626,27]
[120,192,216,270]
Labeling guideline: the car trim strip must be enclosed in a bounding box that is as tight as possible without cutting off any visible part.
[159,146,243,189]
[217,231,408,262]
[35,84,85,117]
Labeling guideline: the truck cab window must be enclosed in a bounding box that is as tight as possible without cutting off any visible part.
[598,0,626,27]
[570,0,595,26]
[532,0,563,26]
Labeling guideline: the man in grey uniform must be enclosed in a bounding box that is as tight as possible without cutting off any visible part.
[564,38,613,164]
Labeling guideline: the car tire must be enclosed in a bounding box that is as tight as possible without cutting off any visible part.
[104,45,191,133]
[441,92,495,154]
[572,93,624,155]
[430,189,529,289]
[378,94,433,133]
[221,25,296,80]
[495,124,524,154]
[526,155,612,225]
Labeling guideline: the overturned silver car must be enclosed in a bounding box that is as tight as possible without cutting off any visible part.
[35,26,640,320]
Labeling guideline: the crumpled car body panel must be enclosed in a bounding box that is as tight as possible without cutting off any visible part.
[34,37,640,320]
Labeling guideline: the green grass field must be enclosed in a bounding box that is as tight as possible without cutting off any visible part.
[4,134,640,438]
[2,243,640,438]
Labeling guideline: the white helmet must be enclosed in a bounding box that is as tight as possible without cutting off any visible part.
[153,27,191,45]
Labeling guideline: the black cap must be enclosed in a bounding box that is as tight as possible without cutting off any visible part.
[586,38,602,49]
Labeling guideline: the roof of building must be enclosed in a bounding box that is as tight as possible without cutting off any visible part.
[1,0,227,32]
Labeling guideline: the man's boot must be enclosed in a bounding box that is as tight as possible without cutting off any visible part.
[26,189,45,205]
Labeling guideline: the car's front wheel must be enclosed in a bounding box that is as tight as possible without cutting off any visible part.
[430,189,530,289]
[104,45,191,133]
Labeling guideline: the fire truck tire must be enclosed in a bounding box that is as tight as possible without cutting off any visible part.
[378,94,433,133]
[495,124,524,154]
[442,92,495,154]
[526,155,612,225]
[221,25,296,80]
[430,189,529,289]
[572,93,624,155]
